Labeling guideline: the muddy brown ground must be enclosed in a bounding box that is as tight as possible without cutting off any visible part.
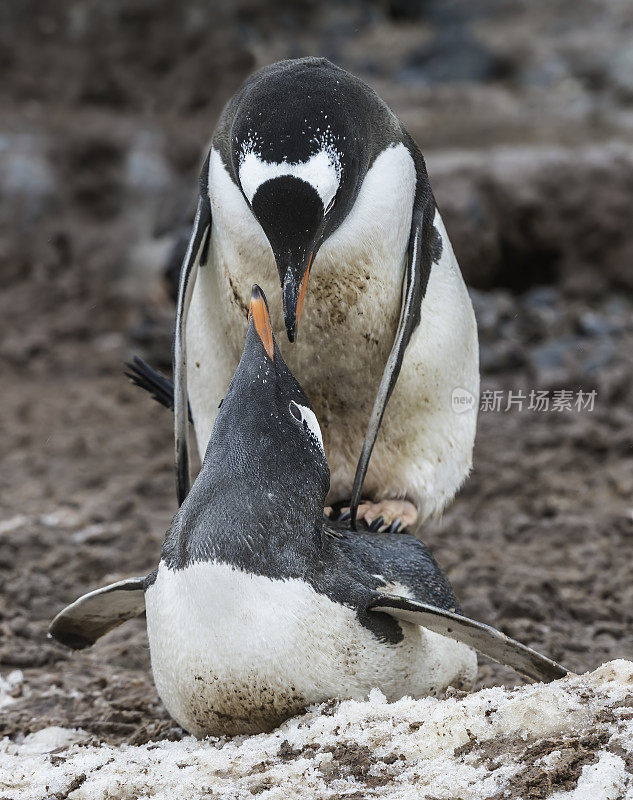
[1,0,633,748]
[2,222,632,747]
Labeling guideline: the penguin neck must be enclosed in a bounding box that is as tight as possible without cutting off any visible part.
[162,462,326,576]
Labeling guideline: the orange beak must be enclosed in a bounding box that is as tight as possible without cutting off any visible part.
[248,285,275,362]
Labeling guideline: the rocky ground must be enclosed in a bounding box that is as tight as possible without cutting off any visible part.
[1,1,633,797]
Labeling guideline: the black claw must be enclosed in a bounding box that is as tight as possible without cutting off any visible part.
[338,510,351,522]
[369,516,384,532]
[389,518,402,534]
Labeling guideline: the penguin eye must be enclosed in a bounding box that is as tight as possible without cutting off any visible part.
[288,401,324,452]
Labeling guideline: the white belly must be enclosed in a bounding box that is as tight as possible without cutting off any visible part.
[145,560,477,737]
[186,144,479,521]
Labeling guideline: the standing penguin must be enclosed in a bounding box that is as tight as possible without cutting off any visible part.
[168,57,479,530]
[52,287,564,738]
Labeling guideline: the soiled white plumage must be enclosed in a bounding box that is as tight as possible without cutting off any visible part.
[186,143,478,522]
[145,560,477,738]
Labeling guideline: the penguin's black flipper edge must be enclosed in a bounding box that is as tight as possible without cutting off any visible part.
[49,578,147,650]
[370,594,569,684]
[349,138,434,527]
[175,163,212,507]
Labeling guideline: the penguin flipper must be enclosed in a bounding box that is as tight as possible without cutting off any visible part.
[125,356,193,422]
[49,577,147,650]
[370,594,568,683]
[349,139,434,526]
[175,165,212,506]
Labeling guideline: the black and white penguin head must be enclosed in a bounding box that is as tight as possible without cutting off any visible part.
[201,285,330,524]
[225,59,372,341]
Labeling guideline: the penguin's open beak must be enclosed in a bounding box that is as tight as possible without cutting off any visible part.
[282,252,313,343]
[248,285,275,361]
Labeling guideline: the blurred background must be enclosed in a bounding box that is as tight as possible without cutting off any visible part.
[1,0,633,742]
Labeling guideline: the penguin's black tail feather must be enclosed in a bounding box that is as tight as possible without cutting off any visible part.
[125,356,193,422]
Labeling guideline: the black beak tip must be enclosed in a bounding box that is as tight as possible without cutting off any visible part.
[282,275,301,343]
[282,296,297,342]
[251,283,266,305]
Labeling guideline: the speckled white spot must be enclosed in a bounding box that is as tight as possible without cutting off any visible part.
[239,149,340,208]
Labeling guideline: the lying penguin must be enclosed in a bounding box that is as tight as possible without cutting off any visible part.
[169,56,479,531]
[51,287,564,738]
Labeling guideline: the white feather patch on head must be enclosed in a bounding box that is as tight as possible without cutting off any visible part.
[290,401,324,452]
[239,150,340,209]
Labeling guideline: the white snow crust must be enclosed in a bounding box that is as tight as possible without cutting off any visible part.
[2,661,633,800]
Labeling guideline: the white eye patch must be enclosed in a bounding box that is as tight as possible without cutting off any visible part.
[239,149,340,210]
[289,401,324,452]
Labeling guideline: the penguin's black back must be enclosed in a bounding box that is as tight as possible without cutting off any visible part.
[159,507,460,647]
[326,524,461,614]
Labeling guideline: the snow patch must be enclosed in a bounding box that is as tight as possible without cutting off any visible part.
[0,670,27,709]
[550,751,628,800]
[6,727,89,755]
[1,661,633,799]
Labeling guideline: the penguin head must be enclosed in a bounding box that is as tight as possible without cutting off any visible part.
[229,59,369,342]
[201,285,330,528]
